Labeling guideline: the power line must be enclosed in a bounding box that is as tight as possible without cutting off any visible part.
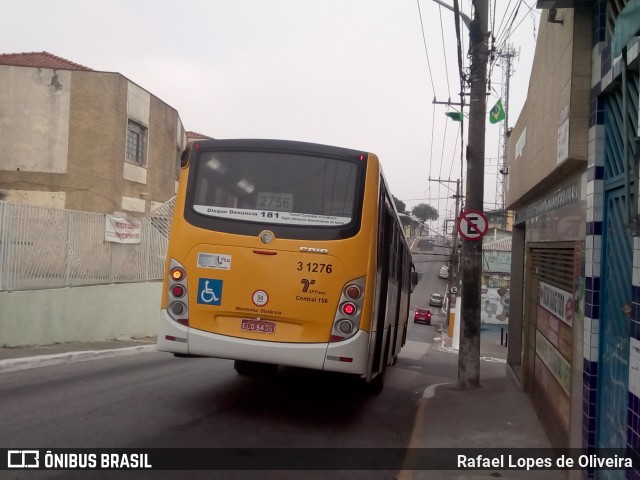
[401,195,459,202]
[416,0,437,99]
[438,5,453,100]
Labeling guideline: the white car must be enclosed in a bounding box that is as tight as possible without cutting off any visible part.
[439,265,449,279]
[429,293,444,307]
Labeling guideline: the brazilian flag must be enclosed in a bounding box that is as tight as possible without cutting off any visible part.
[445,111,464,122]
[489,99,506,124]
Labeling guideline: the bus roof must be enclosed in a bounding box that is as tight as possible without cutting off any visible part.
[189,138,370,160]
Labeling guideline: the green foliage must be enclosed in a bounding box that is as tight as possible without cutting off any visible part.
[392,196,406,214]
[411,203,438,222]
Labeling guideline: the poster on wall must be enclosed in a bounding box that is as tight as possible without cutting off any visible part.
[539,281,573,326]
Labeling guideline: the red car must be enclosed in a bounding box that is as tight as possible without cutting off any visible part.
[413,307,432,325]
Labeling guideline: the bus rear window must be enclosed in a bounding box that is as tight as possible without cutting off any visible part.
[191,150,360,227]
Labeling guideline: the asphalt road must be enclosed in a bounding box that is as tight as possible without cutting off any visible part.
[410,237,450,320]
[1,237,455,480]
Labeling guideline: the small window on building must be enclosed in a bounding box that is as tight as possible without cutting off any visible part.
[126,119,148,167]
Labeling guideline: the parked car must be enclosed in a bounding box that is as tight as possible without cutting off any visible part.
[439,265,449,279]
[429,293,444,307]
[413,307,432,325]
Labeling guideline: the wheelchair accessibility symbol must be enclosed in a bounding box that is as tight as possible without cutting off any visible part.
[197,278,223,305]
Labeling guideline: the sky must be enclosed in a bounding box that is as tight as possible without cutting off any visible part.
[2,0,540,234]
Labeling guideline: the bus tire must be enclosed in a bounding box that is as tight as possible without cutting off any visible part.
[363,361,387,395]
[234,360,278,377]
[362,332,391,394]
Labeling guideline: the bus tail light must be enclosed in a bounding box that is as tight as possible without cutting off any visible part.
[330,277,365,343]
[167,258,189,326]
[345,284,362,300]
[341,302,357,316]
[171,285,185,297]
[171,267,185,281]
[337,319,354,334]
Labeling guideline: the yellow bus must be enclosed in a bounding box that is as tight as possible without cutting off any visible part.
[158,139,416,393]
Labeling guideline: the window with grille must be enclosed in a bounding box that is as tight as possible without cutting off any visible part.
[126,119,147,167]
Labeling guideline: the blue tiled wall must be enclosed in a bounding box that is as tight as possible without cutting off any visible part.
[586,2,640,479]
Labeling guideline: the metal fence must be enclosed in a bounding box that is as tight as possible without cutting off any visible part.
[0,199,175,292]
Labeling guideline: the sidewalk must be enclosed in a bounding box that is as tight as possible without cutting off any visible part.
[410,319,567,480]
[0,336,157,372]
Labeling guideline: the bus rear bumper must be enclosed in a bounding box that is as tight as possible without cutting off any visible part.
[157,310,368,375]
[157,310,190,355]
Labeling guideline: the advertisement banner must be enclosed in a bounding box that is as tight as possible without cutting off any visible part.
[539,281,573,326]
[105,216,142,244]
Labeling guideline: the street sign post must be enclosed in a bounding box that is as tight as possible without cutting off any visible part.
[457,210,488,241]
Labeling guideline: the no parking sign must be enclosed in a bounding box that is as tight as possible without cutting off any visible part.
[457,210,488,241]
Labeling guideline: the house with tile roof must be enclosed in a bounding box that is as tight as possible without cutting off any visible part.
[186,131,213,140]
[0,51,186,214]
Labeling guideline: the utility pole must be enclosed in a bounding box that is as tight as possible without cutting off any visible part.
[496,46,517,210]
[429,178,461,313]
[428,177,460,246]
[448,179,461,315]
[458,0,489,389]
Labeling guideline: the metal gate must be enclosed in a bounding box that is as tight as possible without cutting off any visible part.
[528,245,575,449]
[597,68,638,476]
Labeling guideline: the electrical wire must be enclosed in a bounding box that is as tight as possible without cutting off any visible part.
[416,0,441,221]
[416,0,437,99]
[438,5,452,100]
[493,0,523,53]
[412,0,539,224]
[494,2,538,53]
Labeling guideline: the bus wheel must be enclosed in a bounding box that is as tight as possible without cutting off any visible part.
[234,360,278,377]
[362,363,386,395]
[363,332,391,394]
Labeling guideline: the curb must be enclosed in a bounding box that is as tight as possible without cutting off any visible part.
[0,345,157,373]
[434,332,507,364]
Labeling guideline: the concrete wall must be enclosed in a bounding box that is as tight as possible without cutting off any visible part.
[1,66,184,214]
[0,65,71,174]
[68,71,127,213]
[506,8,591,210]
[0,282,162,347]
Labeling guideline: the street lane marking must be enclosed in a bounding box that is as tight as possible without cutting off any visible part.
[422,382,450,399]
[398,382,452,479]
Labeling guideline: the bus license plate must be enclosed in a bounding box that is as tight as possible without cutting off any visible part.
[241,318,276,334]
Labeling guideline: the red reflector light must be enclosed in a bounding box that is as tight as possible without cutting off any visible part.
[171,285,185,297]
[341,302,357,316]
[359,154,365,161]
[177,319,189,326]
[330,335,344,342]
[345,285,361,299]
[170,268,184,281]
[165,335,177,341]
[339,357,353,363]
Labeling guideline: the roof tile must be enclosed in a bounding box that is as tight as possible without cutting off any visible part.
[186,131,214,139]
[0,51,92,71]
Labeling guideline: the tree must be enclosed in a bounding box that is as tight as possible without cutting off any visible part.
[412,203,438,222]
[392,196,406,214]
